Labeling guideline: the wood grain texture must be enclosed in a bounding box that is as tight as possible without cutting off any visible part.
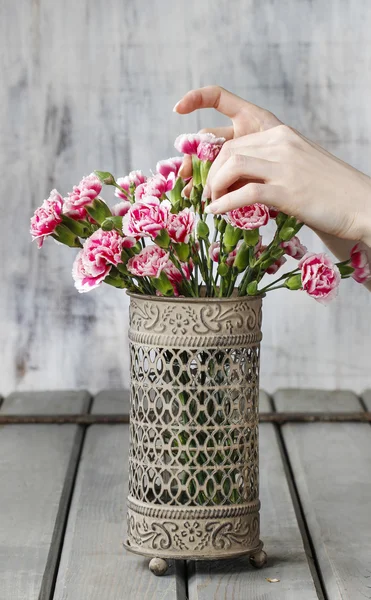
[53,392,186,600]
[0,391,88,600]
[2,0,371,396]
[275,389,371,600]
[188,412,319,598]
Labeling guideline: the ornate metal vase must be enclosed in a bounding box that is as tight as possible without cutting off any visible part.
[124,293,266,575]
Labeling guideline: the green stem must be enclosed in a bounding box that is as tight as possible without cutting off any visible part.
[259,267,300,294]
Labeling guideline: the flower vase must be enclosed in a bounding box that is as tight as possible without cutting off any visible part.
[124,293,267,575]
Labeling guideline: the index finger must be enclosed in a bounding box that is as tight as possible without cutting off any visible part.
[174,86,249,119]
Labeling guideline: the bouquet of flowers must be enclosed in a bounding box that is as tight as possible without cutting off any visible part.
[31,132,370,301]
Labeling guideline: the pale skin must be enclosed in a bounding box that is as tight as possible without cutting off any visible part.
[173,86,371,290]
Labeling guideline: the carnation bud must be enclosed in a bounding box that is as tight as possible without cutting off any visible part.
[174,242,190,262]
[154,229,171,249]
[243,228,260,247]
[246,281,258,295]
[216,217,227,234]
[86,199,112,225]
[153,271,174,296]
[279,226,296,241]
[197,220,210,240]
[200,160,212,187]
[233,241,250,272]
[101,216,124,231]
[223,224,242,252]
[217,262,229,277]
[285,274,302,290]
[94,171,116,186]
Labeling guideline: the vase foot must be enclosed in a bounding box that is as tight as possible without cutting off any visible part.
[149,557,169,576]
[249,549,267,569]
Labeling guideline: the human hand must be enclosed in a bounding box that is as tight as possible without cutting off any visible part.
[174,86,371,246]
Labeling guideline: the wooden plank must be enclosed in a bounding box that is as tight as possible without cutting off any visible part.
[53,392,186,600]
[1,390,91,415]
[275,389,371,600]
[361,389,371,410]
[92,389,130,414]
[188,392,319,599]
[0,391,90,600]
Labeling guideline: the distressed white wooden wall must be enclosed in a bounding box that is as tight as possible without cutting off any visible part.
[1,0,371,395]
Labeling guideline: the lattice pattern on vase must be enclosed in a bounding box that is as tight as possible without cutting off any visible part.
[125,294,264,560]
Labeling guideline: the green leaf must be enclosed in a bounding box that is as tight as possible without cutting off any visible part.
[217,262,229,277]
[338,264,355,277]
[61,215,91,238]
[154,229,171,249]
[53,225,82,248]
[86,199,112,225]
[174,242,190,262]
[152,271,174,296]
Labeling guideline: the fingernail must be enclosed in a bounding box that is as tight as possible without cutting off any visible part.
[205,203,218,214]
[178,165,185,177]
[202,184,210,199]
[181,188,188,198]
[173,101,180,113]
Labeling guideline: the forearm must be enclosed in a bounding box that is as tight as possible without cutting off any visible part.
[315,230,371,291]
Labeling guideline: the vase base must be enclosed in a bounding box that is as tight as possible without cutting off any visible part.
[124,538,265,563]
[249,548,268,568]
[149,557,169,576]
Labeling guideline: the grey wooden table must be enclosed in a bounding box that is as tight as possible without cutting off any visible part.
[1,389,371,600]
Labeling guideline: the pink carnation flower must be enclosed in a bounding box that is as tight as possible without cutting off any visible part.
[226,203,270,230]
[197,138,224,162]
[135,174,175,200]
[174,132,225,156]
[156,157,183,179]
[63,174,102,219]
[127,245,170,279]
[72,229,125,293]
[164,259,193,296]
[122,196,171,240]
[268,206,280,218]
[209,241,221,263]
[115,171,146,199]
[111,201,131,217]
[167,208,196,244]
[350,243,371,283]
[30,189,63,248]
[298,252,341,304]
[281,236,308,260]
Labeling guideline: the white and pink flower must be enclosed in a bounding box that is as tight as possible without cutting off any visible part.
[174,132,225,157]
[209,241,221,263]
[268,206,280,219]
[135,174,175,200]
[226,203,270,230]
[127,245,170,279]
[350,243,371,284]
[156,157,183,179]
[266,255,287,275]
[63,174,102,220]
[281,236,307,260]
[122,196,171,240]
[72,229,125,293]
[111,201,131,217]
[298,252,341,304]
[167,208,196,244]
[30,189,64,248]
[115,171,146,199]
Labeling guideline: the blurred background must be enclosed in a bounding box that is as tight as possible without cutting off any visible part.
[1,0,371,395]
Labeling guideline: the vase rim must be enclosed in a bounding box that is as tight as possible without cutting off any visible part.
[126,291,265,303]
